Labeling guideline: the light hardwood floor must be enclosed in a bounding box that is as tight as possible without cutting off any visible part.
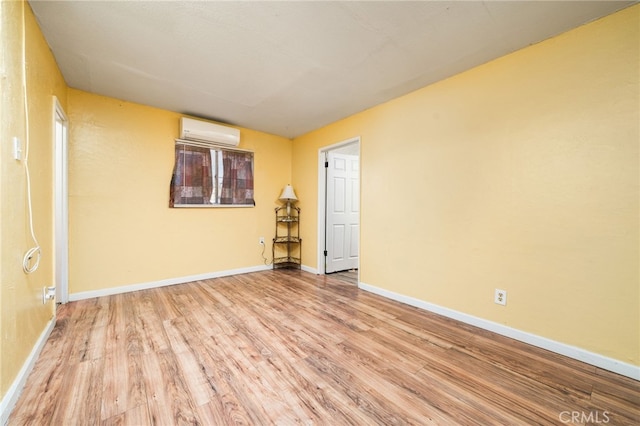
[9,270,639,425]
[329,269,358,285]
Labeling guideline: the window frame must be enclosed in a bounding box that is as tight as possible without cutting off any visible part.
[170,139,255,208]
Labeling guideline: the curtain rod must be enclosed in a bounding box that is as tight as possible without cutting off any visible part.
[174,138,253,153]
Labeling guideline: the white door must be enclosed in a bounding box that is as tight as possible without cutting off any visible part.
[326,152,359,273]
[54,98,69,303]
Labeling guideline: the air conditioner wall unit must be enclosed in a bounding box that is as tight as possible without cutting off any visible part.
[179,117,240,147]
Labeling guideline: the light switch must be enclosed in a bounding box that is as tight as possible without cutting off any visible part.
[13,137,22,161]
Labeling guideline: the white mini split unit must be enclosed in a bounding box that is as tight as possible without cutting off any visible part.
[179,117,240,147]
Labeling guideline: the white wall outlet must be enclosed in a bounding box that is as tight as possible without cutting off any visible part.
[42,286,55,304]
[495,288,507,306]
[259,237,265,245]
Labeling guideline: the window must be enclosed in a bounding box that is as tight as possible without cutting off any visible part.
[170,142,254,207]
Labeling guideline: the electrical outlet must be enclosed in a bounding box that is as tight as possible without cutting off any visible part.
[494,288,507,306]
[42,286,55,304]
[259,237,265,245]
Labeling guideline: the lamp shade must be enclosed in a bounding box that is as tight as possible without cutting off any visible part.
[279,184,297,201]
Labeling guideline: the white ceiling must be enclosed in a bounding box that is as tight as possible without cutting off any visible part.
[29,1,634,138]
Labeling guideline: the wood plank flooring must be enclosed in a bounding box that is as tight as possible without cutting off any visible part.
[328,269,358,285]
[8,270,640,425]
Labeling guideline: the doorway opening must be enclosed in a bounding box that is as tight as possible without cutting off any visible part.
[317,137,360,278]
[54,97,69,304]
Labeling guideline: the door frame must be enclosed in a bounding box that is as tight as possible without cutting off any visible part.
[53,96,69,304]
[316,136,360,275]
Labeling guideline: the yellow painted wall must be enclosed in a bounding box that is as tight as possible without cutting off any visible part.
[293,6,639,365]
[67,89,291,293]
[1,1,637,408]
[0,0,67,398]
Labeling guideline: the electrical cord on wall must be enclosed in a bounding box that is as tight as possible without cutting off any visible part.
[260,241,272,266]
[22,160,41,274]
[21,1,41,274]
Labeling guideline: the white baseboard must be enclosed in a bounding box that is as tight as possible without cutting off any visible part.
[301,264,319,274]
[1,316,56,426]
[358,281,640,381]
[69,264,271,301]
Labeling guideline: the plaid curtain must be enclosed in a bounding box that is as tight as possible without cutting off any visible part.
[220,150,254,205]
[169,145,213,206]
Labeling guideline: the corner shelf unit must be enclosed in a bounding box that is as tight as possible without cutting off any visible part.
[273,205,301,269]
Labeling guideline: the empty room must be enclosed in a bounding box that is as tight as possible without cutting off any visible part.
[1,1,638,424]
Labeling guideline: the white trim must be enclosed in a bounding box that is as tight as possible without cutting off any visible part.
[175,138,250,153]
[53,96,69,303]
[0,317,56,425]
[301,264,319,275]
[317,137,361,275]
[172,204,254,209]
[358,281,640,381]
[69,265,271,301]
